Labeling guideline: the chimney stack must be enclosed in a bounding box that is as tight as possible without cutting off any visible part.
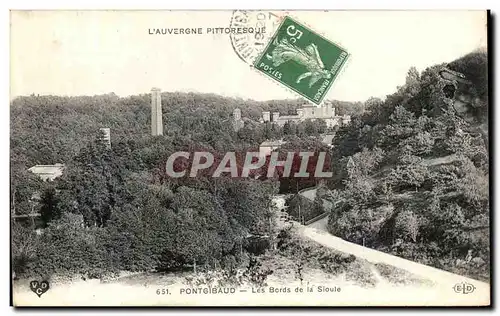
[151,88,163,136]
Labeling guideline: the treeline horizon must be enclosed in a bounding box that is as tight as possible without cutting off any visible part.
[11,91,365,110]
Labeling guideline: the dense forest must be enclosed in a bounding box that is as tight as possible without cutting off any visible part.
[10,88,349,278]
[326,50,489,281]
[10,50,489,283]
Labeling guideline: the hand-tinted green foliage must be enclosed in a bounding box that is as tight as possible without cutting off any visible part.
[328,51,489,281]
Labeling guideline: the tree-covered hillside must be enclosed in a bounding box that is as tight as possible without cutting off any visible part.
[10,50,489,283]
[10,90,359,279]
[327,50,489,281]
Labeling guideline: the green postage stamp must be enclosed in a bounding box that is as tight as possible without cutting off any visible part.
[254,16,349,105]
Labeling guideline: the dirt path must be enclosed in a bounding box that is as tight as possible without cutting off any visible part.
[275,194,489,306]
[300,225,489,298]
[306,215,328,230]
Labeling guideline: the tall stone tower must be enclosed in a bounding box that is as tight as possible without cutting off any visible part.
[232,108,244,132]
[262,111,271,122]
[99,128,111,149]
[233,108,241,121]
[324,101,334,117]
[151,87,163,136]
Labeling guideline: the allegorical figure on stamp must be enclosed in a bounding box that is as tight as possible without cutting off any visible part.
[266,37,332,88]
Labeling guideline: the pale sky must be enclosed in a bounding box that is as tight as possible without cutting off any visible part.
[10,10,487,102]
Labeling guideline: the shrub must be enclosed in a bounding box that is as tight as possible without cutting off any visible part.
[394,210,420,242]
[277,227,377,287]
[285,194,324,223]
[11,221,39,276]
[23,213,117,280]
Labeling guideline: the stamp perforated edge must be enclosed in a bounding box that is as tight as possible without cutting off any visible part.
[249,13,351,106]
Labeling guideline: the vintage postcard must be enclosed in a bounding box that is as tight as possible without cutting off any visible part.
[10,10,490,307]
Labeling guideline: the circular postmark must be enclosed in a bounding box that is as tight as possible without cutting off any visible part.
[230,10,285,65]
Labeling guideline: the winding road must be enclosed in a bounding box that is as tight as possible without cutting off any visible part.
[272,194,490,305]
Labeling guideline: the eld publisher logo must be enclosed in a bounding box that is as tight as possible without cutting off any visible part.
[453,282,476,294]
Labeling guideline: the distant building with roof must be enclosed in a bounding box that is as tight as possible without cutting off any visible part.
[263,102,351,128]
[13,164,65,224]
[28,163,65,181]
[259,140,287,157]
